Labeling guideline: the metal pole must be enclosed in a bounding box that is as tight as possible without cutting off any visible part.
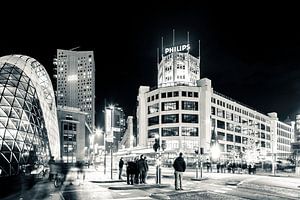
[111,142,113,179]
[104,136,106,174]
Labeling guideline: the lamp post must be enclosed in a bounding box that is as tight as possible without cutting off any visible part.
[153,133,161,184]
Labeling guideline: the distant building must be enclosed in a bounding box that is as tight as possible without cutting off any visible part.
[136,37,294,162]
[104,106,126,152]
[57,106,93,163]
[55,49,95,131]
[0,55,59,177]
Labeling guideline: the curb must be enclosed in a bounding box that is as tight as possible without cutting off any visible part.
[90,180,126,183]
[108,184,170,190]
[225,181,240,186]
[191,177,208,181]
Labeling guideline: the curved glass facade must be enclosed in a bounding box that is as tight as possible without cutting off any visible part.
[0,55,59,177]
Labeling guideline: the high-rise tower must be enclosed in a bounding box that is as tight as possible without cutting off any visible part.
[56,49,95,131]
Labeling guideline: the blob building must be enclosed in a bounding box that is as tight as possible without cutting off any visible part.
[0,55,59,177]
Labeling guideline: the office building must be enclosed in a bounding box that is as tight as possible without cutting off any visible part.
[57,106,93,164]
[56,49,95,131]
[137,40,294,162]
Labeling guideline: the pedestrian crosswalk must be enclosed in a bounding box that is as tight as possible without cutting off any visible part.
[212,185,236,194]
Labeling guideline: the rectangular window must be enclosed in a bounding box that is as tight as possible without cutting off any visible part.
[182,101,198,111]
[211,107,216,115]
[188,92,193,97]
[182,114,198,123]
[261,124,266,130]
[162,114,179,123]
[235,125,241,133]
[182,91,187,96]
[148,129,159,138]
[174,91,179,97]
[148,116,159,126]
[156,94,159,99]
[182,127,198,136]
[148,103,159,114]
[64,124,68,130]
[217,108,225,118]
[227,134,233,142]
[167,92,172,97]
[235,135,241,143]
[194,92,198,97]
[162,127,179,136]
[161,93,166,98]
[147,97,150,102]
[226,112,233,120]
[217,120,225,129]
[217,132,225,140]
[226,122,234,131]
[151,96,154,101]
[227,144,234,152]
[162,101,179,111]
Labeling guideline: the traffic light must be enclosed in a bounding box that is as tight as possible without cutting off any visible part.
[153,137,160,152]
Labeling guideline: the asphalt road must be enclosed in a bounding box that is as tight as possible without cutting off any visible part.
[2,166,300,200]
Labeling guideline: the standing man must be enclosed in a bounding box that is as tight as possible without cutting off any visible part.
[173,152,186,190]
[119,157,124,180]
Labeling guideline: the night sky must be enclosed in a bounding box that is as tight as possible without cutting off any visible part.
[1,4,300,126]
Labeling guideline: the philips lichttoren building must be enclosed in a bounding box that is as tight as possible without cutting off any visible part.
[137,34,294,162]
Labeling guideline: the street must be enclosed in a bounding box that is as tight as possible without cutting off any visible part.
[2,165,300,200]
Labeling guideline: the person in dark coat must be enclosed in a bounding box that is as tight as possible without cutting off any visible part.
[126,160,137,185]
[134,157,139,184]
[144,156,149,183]
[173,152,186,190]
[119,157,124,180]
[137,154,147,184]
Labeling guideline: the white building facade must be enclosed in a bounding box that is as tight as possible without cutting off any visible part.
[137,41,294,161]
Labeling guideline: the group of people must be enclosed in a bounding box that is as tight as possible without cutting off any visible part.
[119,155,149,185]
[206,161,256,174]
[119,152,187,190]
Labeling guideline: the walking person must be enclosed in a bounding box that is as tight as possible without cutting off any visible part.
[173,152,186,190]
[119,157,124,180]
[48,156,55,181]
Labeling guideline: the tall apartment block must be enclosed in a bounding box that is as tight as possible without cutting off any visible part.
[56,49,95,131]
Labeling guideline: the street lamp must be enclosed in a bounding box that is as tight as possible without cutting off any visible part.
[153,133,162,184]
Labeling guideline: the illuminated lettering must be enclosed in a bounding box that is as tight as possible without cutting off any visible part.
[164,44,190,54]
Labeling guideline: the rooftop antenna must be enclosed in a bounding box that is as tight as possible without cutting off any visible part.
[69,46,80,51]
[161,36,164,58]
[173,29,175,46]
[172,29,175,83]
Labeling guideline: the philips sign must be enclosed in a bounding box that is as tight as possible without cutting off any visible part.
[164,44,190,54]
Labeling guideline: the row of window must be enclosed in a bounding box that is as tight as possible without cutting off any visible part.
[148,127,199,138]
[147,91,199,102]
[148,101,198,114]
[277,123,292,132]
[148,114,198,126]
[212,107,271,132]
[212,97,268,123]
[277,130,292,139]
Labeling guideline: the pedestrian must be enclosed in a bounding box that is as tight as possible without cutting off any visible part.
[217,162,220,173]
[126,160,136,185]
[134,157,139,184]
[137,154,147,184]
[48,156,55,181]
[173,152,186,190]
[119,157,124,180]
[144,156,149,184]
[76,160,85,182]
